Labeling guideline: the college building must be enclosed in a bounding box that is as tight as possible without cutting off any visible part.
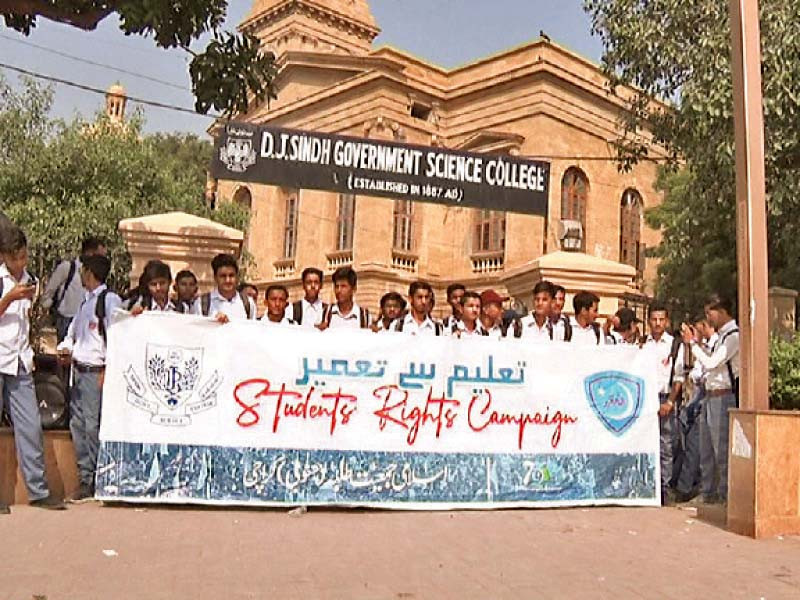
[210,0,666,317]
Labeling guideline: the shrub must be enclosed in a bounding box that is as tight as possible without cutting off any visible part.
[769,335,800,410]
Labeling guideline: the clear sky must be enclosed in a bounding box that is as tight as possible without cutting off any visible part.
[0,1,603,136]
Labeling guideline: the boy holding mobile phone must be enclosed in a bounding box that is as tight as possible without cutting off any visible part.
[0,226,65,512]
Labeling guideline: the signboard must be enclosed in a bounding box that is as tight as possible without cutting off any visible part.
[96,313,660,509]
[209,122,550,216]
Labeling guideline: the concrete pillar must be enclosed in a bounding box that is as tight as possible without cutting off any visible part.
[118,211,244,293]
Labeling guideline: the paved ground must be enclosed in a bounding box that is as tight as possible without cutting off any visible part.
[1,503,798,600]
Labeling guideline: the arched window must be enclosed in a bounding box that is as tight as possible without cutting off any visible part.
[232,186,252,209]
[336,193,356,251]
[473,209,505,254]
[392,199,414,252]
[561,167,589,251]
[620,188,644,278]
[283,189,299,259]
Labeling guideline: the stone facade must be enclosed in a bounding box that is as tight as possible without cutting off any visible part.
[213,0,664,317]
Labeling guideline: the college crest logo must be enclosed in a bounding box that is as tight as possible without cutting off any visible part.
[220,137,256,173]
[124,345,222,426]
[584,371,644,436]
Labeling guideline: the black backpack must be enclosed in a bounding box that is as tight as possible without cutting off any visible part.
[291,299,328,325]
[200,291,253,319]
[53,259,78,313]
[500,317,523,339]
[322,303,370,329]
[395,316,444,335]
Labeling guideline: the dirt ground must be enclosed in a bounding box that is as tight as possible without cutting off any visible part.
[1,503,798,600]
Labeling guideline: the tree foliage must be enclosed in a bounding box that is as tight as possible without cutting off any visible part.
[1,0,277,115]
[584,0,800,318]
[0,74,249,291]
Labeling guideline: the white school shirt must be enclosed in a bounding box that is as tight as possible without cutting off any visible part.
[259,315,296,326]
[569,318,605,346]
[455,320,488,338]
[327,302,365,330]
[57,284,123,367]
[131,297,177,312]
[520,314,553,343]
[0,264,35,375]
[550,315,569,342]
[688,333,718,384]
[40,257,84,318]
[286,297,325,328]
[691,320,739,392]
[396,312,440,336]
[643,332,685,395]
[191,289,256,321]
[482,321,504,340]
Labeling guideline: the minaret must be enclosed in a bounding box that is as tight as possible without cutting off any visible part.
[240,0,380,56]
[105,83,127,123]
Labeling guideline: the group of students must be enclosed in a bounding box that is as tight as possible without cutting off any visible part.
[0,227,739,511]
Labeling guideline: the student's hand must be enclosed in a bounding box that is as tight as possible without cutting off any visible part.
[97,369,105,389]
[370,323,380,333]
[658,401,674,417]
[130,305,145,317]
[680,323,694,344]
[6,283,36,302]
[316,321,329,331]
[215,313,230,325]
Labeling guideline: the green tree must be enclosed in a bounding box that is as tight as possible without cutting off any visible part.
[0,73,249,290]
[1,0,277,115]
[584,0,800,316]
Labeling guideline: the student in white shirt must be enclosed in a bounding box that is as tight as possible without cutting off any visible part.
[319,267,370,330]
[395,281,444,336]
[643,302,684,504]
[173,269,198,314]
[371,292,406,332]
[521,281,556,342]
[286,267,327,328]
[192,253,256,323]
[442,283,465,332]
[569,291,605,346]
[260,285,296,326]
[130,261,176,314]
[0,226,65,511]
[681,293,739,503]
[454,291,488,338]
[549,284,572,343]
[57,254,122,503]
[40,237,106,343]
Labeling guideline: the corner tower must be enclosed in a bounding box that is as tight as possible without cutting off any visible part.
[240,0,380,56]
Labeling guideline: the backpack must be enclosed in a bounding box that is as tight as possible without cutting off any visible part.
[717,327,740,399]
[500,317,523,339]
[53,259,78,313]
[561,318,599,344]
[560,316,574,342]
[95,288,110,344]
[667,334,684,392]
[200,291,253,319]
[292,299,328,325]
[322,303,370,329]
[395,316,444,335]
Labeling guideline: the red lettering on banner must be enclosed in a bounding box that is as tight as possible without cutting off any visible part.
[372,385,459,446]
[233,379,357,435]
[467,389,577,449]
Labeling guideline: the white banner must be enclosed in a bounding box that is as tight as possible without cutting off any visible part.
[96,312,662,508]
